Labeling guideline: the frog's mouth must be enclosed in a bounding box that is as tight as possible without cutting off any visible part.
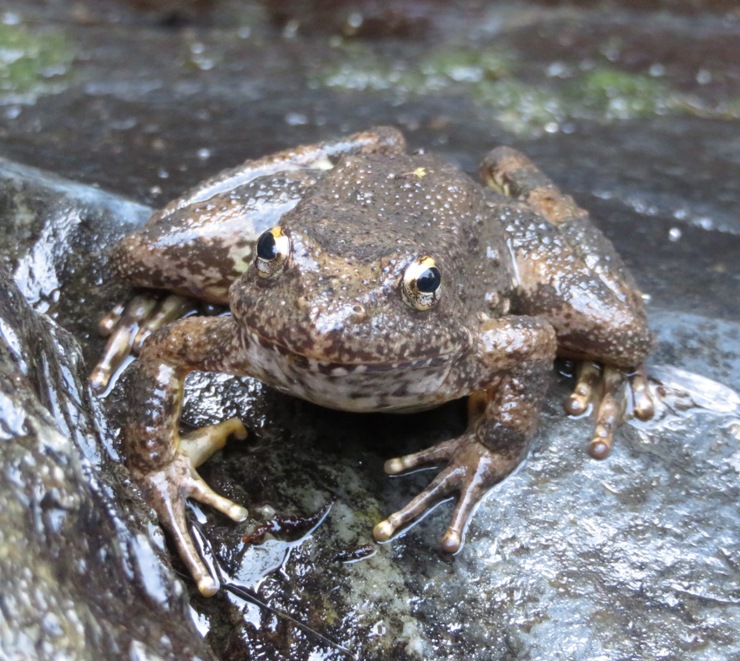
[244,328,455,374]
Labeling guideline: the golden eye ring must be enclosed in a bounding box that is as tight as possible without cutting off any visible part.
[255,226,290,279]
[401,256,442,311]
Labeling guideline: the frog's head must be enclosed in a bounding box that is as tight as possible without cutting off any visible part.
[230,210,473,374]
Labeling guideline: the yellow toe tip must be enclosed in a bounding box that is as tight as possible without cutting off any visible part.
[588,439,611,460]
[634,402,655,421]
[373,520,394,542]
[197,576,219,597]
[565,395,587,416]
[441,530,461,554]
[384,458,404,475]
[230,505,249,522]
[88,369,110,393]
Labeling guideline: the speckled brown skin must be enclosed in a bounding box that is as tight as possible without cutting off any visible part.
[92,127,654,595]
[480,146,653,366]
[111,127,406,304]
[480,147,655,457]
[90,127,406,390]
[123,315,252,595]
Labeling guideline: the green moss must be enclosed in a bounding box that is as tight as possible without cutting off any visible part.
[319,44,510,99]
[716,96,740,118]
[473,67,689,133]
[419,48,509,87]
[0,24,74,99]
[473,79,564,135]
[574,67,679,119]
[316,40,736,136]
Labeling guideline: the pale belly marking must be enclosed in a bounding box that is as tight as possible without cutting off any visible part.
[241,331,456,413]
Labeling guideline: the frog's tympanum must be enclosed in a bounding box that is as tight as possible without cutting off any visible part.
[90,128,655,596]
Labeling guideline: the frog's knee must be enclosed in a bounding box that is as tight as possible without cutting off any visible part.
[479,146,545,198]
[362,126,407,154]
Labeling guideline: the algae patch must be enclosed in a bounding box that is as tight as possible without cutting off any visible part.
[317,42,721,136]
[575,68,683,120]
[0,24,74,102]
[320,44,509,97]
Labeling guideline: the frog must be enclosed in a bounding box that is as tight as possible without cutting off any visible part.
[90,127,655,596]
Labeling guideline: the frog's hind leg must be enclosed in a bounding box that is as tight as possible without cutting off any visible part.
[564,356,654,459]
[156,125,407,219]
[480,146,646,309]
[480,146,656,455]
[566,362,655,459]
[480,146,585,228]
[629,364,655,420]
[180,417,247,468]
[566,362,625,459]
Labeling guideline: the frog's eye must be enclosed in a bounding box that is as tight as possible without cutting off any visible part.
[402,256,442,311]
[255,226,290,279]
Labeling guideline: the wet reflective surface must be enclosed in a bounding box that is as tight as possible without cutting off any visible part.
[0,1,738,659]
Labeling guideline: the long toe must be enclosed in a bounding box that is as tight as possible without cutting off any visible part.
[588,366,626,459]
[374,466,460,542]
[384,437,459,475]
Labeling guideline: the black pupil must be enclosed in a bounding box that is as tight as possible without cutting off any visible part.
[417,267,441,293]
[257,232,278,260]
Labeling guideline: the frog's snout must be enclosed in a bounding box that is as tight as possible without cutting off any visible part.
[313,301,369,331]
[295,296,366,324]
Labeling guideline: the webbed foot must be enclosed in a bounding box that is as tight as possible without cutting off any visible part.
[138,445,248,597]
[90,293,195,393]
[565,361,655,459]
[373,434,522,553]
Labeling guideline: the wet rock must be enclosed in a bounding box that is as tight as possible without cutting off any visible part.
[2,140,739,661]
[178,354,740,659]
[121,0,220,26]
[258,0,439,39]
[0,0,738,659]
[0,162,212,660]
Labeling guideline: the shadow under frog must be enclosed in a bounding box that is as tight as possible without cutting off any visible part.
[90,127,655,596]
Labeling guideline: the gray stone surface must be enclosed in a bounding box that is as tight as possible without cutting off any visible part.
[0,162,213,660]
[0,1,738,659]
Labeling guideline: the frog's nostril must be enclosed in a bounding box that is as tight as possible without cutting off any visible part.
[349,304,367,322]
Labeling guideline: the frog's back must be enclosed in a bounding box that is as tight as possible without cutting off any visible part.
[291,152,489,266]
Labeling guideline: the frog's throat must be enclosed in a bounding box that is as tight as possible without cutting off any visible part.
[243,328,455,374]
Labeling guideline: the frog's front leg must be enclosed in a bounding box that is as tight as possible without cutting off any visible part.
[123,314,251,596]
[374,317,557,552]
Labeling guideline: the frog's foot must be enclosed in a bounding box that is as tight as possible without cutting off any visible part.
[90,293,195,393]
[629,364,655,421]
[180,417,248,467]
[565,361,655,459]
[373,435,521,553]
[138,449,248,597]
